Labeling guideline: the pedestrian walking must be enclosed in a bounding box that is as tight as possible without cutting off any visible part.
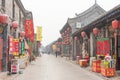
[55,51,58,57]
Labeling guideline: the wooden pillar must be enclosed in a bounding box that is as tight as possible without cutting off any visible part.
[114,32,117,69]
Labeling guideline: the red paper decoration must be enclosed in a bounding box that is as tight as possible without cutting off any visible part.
[112,19,119,29]
[93,28,99,35]
[81,31,86,37]
[12,21,18,29]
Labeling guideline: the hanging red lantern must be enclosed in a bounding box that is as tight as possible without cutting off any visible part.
[112,19,119,29]
[93,27,99,35]
[62,33,64,36]
[65,30,67,34]
[67,27,70,31]
[12,21,18,29]
[20,31,25,37]
[74,36,78,41]
[0,14,9,24]
[81,31,86,37]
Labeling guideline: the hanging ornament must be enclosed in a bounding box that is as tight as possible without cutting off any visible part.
[112,19,119,29]
[93,27,99,35]
[12,21,18,29]
[74,36,78,41]
[81,31,86,37]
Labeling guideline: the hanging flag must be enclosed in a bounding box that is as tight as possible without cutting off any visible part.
[36,26,42,41]
[24,20,34,41]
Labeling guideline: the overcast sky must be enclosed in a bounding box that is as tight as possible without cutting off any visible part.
[21,0,120,46]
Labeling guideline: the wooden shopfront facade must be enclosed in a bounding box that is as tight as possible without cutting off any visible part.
[72,4,120,70]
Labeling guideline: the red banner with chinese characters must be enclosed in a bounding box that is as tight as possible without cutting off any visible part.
[24,20,34,41]
[103,39,110,55]
[9,36,14,54]
[97,38,110,56]
[13,39,19,56]
[0,38,3,59]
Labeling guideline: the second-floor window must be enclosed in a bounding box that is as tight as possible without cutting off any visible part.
[1,0,5,12]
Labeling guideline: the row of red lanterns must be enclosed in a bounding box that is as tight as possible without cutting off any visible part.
[0,13,19,29]
[74,19,120,40]
[61,27,71,36]
[74,28,99,40]
[66,19,120,41]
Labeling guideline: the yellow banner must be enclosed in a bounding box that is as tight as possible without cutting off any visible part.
[36,26,42,41]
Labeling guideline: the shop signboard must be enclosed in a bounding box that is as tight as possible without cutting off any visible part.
[11,59,19,73]
[9,36,14,54]
[13,39,19,56]
[21,41,25,54]
[36,26,42,41]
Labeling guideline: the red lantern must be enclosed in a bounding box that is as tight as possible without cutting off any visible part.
[20,31,25,37]
[65,30,67,34]
[74,36,78,41]
[62,33,64,36]
[12,21,18,29]
[93,28,99,35]
[81,31,86,37]
[67,27,70,31]
[112,19,119,29]
[0,14,9,24]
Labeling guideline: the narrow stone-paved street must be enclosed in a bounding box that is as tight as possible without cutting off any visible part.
[9,54,104,80]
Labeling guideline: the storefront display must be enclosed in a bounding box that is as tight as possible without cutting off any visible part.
[79,59,88,67]
[101,55,115,77]
[92,60,101,73]
[11,59,19,73]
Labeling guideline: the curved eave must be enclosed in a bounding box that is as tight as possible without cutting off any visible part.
[15,0,30,16]
[72,4,120,37]
[68,3,106,23]
[60,22,71,34]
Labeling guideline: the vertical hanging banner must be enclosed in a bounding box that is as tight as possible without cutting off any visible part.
[97,38,110,56]
[13,39,19,56]
[36,26,42,41]
[9,36,14,54]
[24,20,34,41]
[21,41,25,54]
[103,38,110,55]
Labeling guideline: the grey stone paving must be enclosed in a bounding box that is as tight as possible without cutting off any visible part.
[12,54,105,80]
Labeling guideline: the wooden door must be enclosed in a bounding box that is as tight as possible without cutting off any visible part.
[116,36,120,70]
[0,38,3,71]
